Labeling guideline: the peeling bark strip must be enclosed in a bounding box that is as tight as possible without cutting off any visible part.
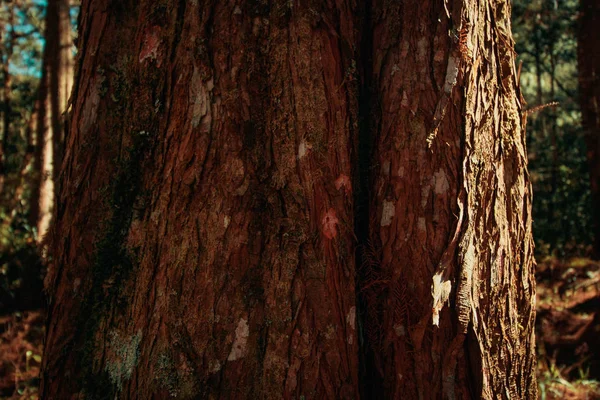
[41,0,536,399]
[367,0,536,398]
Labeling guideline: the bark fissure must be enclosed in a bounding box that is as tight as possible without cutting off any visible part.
[354,1,384,399]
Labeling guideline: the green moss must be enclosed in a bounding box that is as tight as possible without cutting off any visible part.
[73,132,151,398]
[97,67,108,97]
[154,351,200,399]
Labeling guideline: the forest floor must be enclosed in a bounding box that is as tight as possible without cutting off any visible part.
[0,311,43,399]
[0,259,599,399]
[536,257,600,399]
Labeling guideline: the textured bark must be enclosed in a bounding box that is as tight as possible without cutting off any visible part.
[578,0,600,258]
[41,0,360,398]
[0,4,15,194]
[42,0,537,399]
[365,0,536,398]
[32,0,73,243]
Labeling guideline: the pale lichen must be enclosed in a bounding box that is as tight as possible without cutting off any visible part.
[105,329,142,390]
[298,140,311,159]
[381,200,395,227]
[227,318,249,361]
[189,67,213,130]
[434,169,450,194]
[346,307,356,330]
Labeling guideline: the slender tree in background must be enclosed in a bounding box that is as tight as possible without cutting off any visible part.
[31,0,73,244]
[41,0,536,398]
[0,0,46,314]
[579,0,600,258]
[0,2,15,194]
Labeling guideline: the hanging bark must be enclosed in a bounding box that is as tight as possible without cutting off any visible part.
[578,0,600,258]
[41,0,360,398]
[32,0,73,243]
[365,0,536,398]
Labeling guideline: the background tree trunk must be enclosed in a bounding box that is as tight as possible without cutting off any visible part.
[0,3,15,194]
[365,0,537,398]
[32,0,73,243]
[41,0,360,398]
[578,0,600,258]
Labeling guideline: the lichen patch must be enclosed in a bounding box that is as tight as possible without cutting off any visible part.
[105,329,142,390]
[209,360,222,373]
[394,324,406,337]
[381,200,395,227]
[418,217,426,233]
[227,318,249,361]
[189,67,213,130]
[298,140,312,159]
[397,166,405,177]
[346,306,356,330]
[73,278,81,293]
[434,169,450,194]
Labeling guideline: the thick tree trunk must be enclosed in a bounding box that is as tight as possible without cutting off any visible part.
[41,0,536,399]
[365,0,536,398]
[41,1,360,398]
[578,0,600,258]
[32,0,73,243]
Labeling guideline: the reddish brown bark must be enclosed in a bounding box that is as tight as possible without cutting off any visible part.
[41,0,536,398]
[0,4,15,194]
[578,0,600,258]
[365,0,536,398]
[41,1,360,398]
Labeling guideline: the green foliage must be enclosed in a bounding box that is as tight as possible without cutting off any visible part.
[513,0,593,257]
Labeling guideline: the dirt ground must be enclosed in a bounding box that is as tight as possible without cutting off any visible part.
[0,259,599,399]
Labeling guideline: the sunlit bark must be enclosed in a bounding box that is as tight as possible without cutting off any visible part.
[32,0,73,243]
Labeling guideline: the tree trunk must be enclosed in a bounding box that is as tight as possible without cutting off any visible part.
[41,0,536,399]
[578,0,600,258]
[41,1,360,398]
[365,0,536,398]
[0,4,15,194]
[32,0,73,243]
[52,0,74,179]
